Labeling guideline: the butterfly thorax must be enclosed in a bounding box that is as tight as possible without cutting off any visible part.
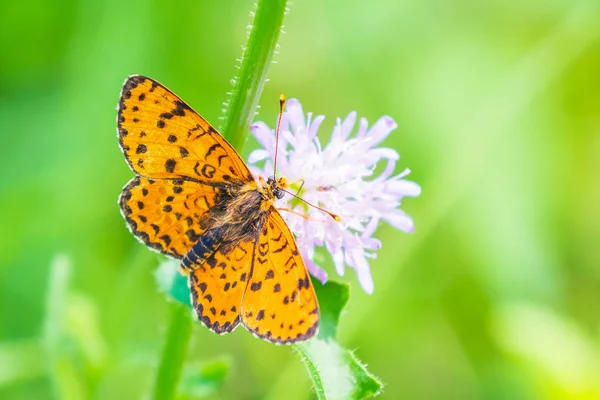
[211,176,287,234]
[180,176,286,271]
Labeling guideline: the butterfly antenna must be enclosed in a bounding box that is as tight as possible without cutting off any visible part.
[282,189,340,221]
[273,94,285,179]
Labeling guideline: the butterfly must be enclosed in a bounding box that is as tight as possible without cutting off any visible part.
[117,75,320,344]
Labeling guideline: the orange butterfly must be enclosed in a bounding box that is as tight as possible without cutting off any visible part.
[117,75,320,344]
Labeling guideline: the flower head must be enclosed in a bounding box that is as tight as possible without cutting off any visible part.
[249,99,420,294]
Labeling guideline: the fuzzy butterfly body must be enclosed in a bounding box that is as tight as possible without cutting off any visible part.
[117,75,319,344]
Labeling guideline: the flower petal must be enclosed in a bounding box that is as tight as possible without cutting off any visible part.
[251,121,274,151]
[384,213,415,233]
[285,98,306,134]
[368,116,397,146]
[363,217,380,238]
[248,149,270,163]
[349,249,374,295]
[308,114,325,139]
[388,180,422,197]
[305,257,328,284]
[356,117,369,138]
[339,111,357,141]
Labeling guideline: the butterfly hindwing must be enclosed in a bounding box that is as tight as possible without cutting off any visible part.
[118,75,253,183]
[189,239,255,333]
[119,177,222,258]
[240,210,319,344]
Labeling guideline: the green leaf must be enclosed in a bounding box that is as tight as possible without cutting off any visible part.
[220,0,288,149]
[294,280,383,399]
[155,259,191,307]
[179,358,230,398]
[312,277,350,340]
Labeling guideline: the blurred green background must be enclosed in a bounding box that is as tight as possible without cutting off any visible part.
[1,0,600,398]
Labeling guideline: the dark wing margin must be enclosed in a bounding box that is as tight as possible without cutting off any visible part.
[188,238,256,334]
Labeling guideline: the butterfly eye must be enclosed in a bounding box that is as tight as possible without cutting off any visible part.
[275,189,284,200]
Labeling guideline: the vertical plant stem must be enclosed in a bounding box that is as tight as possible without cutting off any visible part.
[151,302,193,400]
[221,0,288,149]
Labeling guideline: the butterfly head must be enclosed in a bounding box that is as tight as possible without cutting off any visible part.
[267,176,288,200]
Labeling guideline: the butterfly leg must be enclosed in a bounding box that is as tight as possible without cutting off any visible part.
[278,207,309,220]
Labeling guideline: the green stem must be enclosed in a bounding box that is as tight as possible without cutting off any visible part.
[151,302,193,400]
[221,0,288,149]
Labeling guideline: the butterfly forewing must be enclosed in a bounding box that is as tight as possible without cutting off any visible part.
[118,75,253,183]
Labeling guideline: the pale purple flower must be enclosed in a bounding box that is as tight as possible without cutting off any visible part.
[249,99,421,294]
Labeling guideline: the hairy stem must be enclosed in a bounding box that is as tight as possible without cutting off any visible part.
[221,0,288,149]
